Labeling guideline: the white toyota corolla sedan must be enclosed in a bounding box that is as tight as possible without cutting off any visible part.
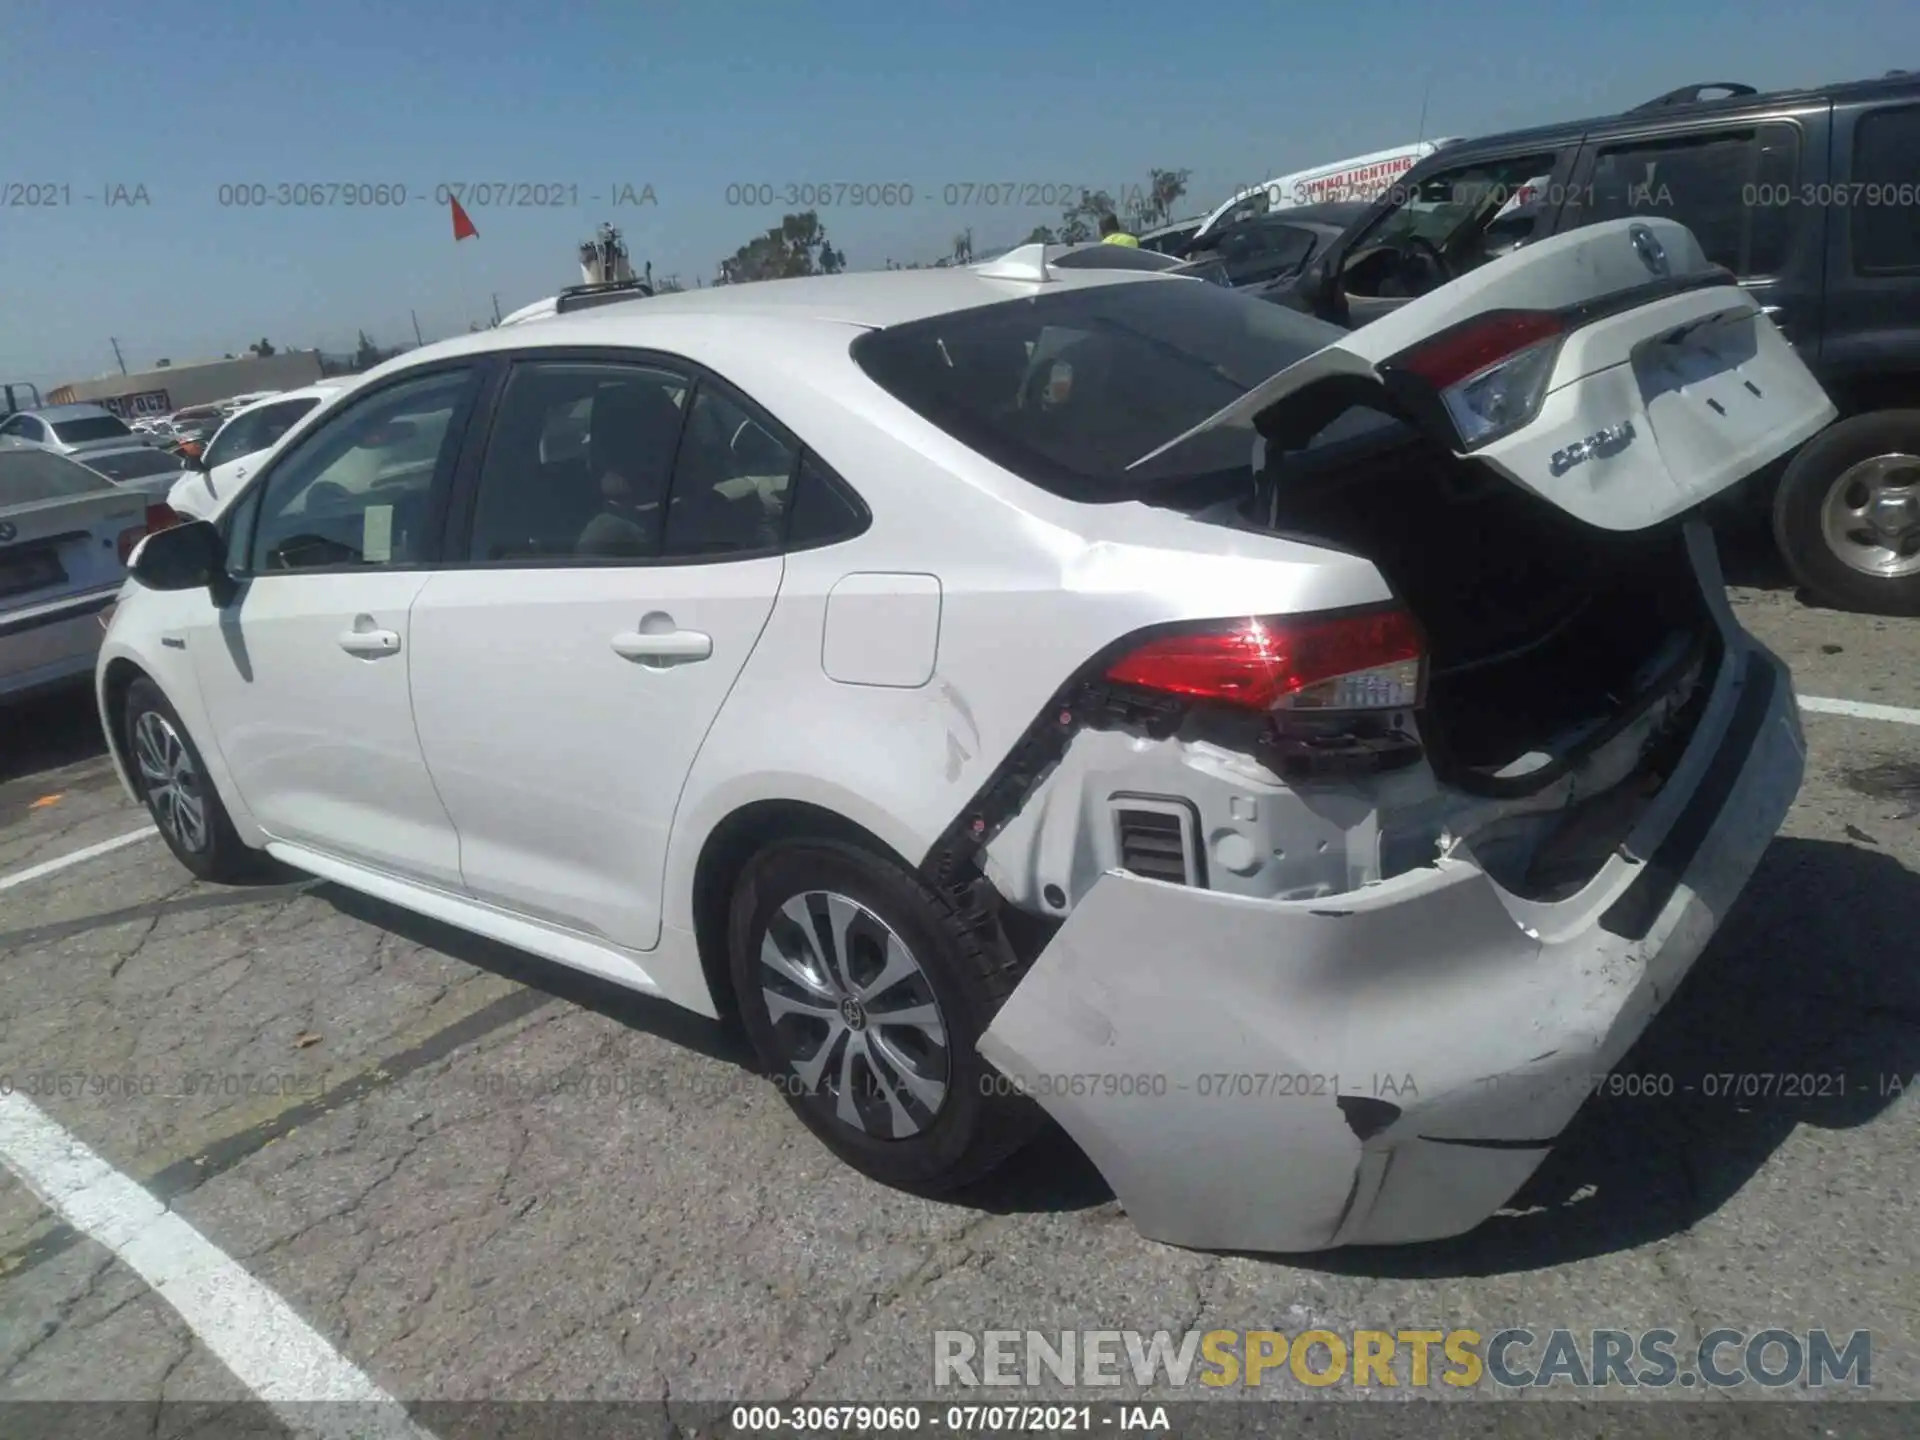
[99,219,1828,1253]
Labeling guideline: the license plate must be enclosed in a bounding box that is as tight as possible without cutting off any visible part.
[0,547,67,600]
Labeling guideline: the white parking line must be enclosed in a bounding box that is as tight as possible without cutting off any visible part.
[0,1091,435,1437]
[1799,695,1920,727]
[0,825,155,894]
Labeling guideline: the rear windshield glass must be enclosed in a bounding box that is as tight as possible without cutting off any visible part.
[0,447,116,505]
[50,414,132,443]
[849,277,1347,499]
[83,447,185,481]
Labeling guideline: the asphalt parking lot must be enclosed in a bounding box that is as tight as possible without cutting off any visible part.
[1,536,1917,1434]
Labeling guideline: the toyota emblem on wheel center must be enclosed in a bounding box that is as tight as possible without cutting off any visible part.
[1629,222,1669,277]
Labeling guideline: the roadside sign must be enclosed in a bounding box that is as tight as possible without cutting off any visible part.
[101,390,173,419]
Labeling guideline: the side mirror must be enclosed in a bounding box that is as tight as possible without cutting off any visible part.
[129,518,223,592]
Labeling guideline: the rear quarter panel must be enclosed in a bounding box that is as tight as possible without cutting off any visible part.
[657,342,1389,932]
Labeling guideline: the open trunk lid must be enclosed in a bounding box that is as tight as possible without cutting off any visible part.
[1130,217,1835,530]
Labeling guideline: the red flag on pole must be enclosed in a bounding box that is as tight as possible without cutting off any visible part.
[450,195,478,241]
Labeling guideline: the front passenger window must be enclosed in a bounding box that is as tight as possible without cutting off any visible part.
[465,362,690,562]
[247,369,473,573]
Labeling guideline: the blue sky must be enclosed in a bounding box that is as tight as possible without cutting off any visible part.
[4,0,1915,387]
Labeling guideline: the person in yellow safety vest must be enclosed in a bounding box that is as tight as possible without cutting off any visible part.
[1098,212,1139,246]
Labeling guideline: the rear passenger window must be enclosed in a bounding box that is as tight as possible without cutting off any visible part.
[1583,125,1801,277]
[1852,104,1920,274]
[787,454,868,549]
[660,385,798,557]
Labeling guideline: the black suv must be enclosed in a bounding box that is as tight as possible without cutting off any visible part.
[1279,75,1920,614]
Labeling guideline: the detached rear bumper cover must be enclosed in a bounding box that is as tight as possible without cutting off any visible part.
[977,640,1804,1253]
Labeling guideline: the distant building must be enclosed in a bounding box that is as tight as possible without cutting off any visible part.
[47,351,325,417]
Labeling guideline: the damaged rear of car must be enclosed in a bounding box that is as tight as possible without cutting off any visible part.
[853,218,1828,1252]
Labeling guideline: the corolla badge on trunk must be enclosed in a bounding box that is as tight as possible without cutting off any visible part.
[1630,223,1669,277]
[1550,420,1637,476]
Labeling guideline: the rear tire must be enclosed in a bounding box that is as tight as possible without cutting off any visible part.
[1772,411,1920,615]
[123,677,272,883]
[728,839,1042,1193]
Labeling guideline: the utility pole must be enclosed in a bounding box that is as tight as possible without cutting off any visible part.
[110,338,127,375]
[410,310,424,346]
[491,293,502,325]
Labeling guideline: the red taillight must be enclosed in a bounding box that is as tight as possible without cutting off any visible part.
[1392,310,1563,389]
[117,503,183,564]
[1105,608,1425,712]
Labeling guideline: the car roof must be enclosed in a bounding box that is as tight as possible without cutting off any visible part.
[219,381,355,423]
[1423,71,1920,165]
[19,403,119,421]
[360,264,1176,375]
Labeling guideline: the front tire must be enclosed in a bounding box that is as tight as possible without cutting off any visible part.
[1772,411,1920,615]
[123,677,270,882]
[728,840,1041,1193]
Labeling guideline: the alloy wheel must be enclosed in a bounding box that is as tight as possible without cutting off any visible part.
[1820,452,1920,578]
[757,890,950,1139]
[132,709,209,854]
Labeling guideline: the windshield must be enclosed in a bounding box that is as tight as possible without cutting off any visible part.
[0,446,116,505]
[82,447,186,481]
[850,276,1346,500]
[50,414,133,443]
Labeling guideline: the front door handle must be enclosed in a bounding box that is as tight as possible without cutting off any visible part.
[338,625,401,658]
[611,628,712,665]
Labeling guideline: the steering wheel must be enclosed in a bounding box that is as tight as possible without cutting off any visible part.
[1397,235,1452,292]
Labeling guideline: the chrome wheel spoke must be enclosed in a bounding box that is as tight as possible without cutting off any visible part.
[790,1021,846,1093]
[759,918,836,1001]
[833,1030,866,1131]
[855,936,920,1005]
[817,893,863,993]
[861,1035,920,1136]
[133,714,170,783]
[869,1001,943,1033]
[763,987,842,1025]
[868,1029,947,1113]
[174,789,207,852]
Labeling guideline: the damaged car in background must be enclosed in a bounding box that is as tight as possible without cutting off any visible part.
[99,218,1827,1254]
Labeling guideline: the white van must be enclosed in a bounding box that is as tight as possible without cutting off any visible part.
[1192,140,1461,242]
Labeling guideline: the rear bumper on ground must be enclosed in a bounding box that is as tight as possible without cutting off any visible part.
[977,638,1804,1253]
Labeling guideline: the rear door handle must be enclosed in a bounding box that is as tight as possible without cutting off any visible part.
[337,626,401,657]
[611,628,712,665]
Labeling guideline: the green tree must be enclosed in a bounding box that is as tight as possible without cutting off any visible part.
[352,330,380,371]
[1139,168,1192,229]
[715,211,847,284]
[250,337,277,357]
[1058,188,1115,244]
[1022,224,1058,245]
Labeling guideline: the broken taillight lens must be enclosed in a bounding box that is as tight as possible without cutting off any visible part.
[1388,309,1564,448]
[1105,607,1425,713]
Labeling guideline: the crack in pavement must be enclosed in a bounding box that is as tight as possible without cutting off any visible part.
[0,986,557,1286]
[0,1249,116,1386]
